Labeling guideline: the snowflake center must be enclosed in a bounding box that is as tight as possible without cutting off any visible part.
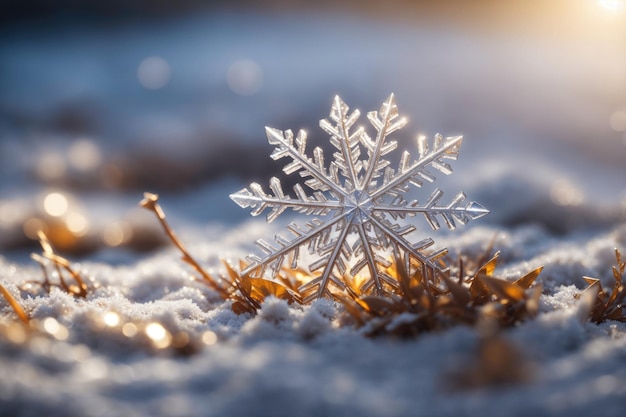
[345,190,371,224]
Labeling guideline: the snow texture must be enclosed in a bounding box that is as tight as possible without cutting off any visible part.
[1,225,626,417]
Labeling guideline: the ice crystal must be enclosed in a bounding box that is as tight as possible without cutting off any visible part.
[231,94,488,302]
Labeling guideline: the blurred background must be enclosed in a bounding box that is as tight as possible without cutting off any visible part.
[0,0,624,260]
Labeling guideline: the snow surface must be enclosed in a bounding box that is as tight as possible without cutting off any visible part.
[1,223,626,417]
[1,8,626,417]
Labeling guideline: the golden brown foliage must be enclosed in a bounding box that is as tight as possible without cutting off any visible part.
[340,251,543,337]
[578,248,626,323]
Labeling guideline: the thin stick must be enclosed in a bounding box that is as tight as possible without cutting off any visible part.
[140,192,230,297]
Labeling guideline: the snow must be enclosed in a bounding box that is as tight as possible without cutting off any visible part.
[1,223,626,417]
[1,7,626,417]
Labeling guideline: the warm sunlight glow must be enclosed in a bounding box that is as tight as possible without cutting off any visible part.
[598,0,624,11]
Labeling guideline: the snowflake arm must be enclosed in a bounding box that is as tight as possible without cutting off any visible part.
[350,222,390,293]
[265,127,345,196]
[368,134,463,201]
[360,93,407,190]
[297,216,353,303]
[241,215,346,278]
[367,215,445,269]
[230,178,344,223]
[319,95,364,192]
[374,188,489,231]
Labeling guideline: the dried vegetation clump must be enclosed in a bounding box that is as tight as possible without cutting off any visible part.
[339,250,543,337]
[26,231,92,297]
[577,248,626,323]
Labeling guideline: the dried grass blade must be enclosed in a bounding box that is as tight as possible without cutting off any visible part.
[577,283,600,323]
[582,277,602,294]
[441,273,470,305]
[141,193,229,297]
[470,274,491,301]
[0,283,29,324]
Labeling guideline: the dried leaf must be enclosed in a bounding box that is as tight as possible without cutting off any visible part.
[513,266,543,289]
[480,276,526,303]
[477,251,500,277]
[247,276,296,304]
[469,273,491,301]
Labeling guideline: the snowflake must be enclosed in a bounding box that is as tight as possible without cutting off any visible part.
[230,94,488,302]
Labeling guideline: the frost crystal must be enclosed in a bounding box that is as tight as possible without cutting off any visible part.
[231,94,488,302]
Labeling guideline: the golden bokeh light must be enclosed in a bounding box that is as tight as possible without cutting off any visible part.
[43,192,69,217]
[122,322,138,337]
[66,212,89,236]
[103,222,132,247]
[42,317,69,341]
[145,322,172,349]
[201,331,217,345]
[103,312,121,327]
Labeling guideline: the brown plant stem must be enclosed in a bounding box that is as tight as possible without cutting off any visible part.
[140,192,230,298]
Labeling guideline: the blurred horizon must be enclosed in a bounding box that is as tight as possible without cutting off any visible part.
[0,0,624,257]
